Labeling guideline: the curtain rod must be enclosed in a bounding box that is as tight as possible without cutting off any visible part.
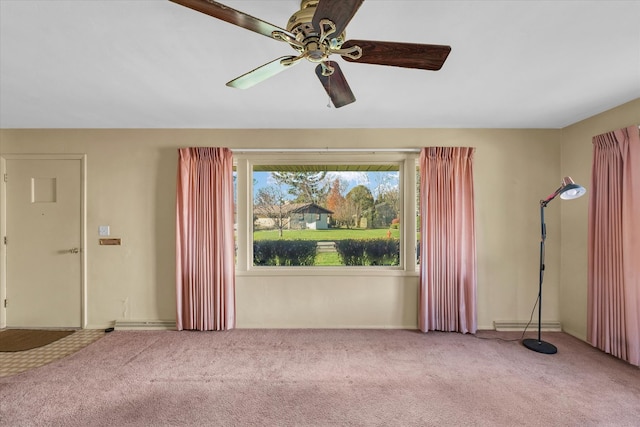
[232,148,421,153]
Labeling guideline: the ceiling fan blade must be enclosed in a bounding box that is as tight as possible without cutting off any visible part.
[315,61,355,108]
[169,0,295,39]
[341,40,451,70]
[226,56,300,89]
[312,0,364,39]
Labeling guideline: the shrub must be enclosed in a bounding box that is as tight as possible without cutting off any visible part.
[334,239,367,266]
[365,239,400,265]
[335,238,400,266]
[253,240,317,266]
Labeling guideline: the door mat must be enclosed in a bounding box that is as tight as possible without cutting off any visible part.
[0,329,75,352]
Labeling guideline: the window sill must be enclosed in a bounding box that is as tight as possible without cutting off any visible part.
[236,267,419,278]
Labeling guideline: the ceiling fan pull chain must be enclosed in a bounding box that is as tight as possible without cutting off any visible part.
[327,73,332,108]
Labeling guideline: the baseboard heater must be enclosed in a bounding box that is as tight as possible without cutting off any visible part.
[493,321,561,332]
[114,320,176,331]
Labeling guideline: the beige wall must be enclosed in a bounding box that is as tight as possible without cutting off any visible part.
[0,126,581,331]
[559,98,640,340]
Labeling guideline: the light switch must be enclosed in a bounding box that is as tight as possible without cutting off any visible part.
[99,225,110,236]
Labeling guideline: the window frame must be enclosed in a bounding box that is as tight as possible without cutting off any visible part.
[234,152,418,275]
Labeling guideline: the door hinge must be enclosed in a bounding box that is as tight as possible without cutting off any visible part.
[3,173,6,183]
[3,299,6,308]
[3,236,6,245]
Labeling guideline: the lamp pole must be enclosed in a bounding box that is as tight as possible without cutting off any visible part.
[522,200,557,354]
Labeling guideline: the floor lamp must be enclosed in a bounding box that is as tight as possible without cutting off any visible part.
[523,176,586,354]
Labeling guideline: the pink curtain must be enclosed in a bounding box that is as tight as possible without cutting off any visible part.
[176,147,235,331]
[588,125,640,366]
[419,147,477,333]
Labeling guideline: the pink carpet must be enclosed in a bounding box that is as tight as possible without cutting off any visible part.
[1,329,639,426]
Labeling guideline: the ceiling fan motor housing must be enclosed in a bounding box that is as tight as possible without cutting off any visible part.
[286,0,346,59]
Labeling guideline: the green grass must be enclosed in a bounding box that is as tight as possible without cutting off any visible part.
[314,252,342,266]
[253,228,400,241]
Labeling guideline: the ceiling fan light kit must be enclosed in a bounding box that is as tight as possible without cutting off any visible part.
[169,0,451,108]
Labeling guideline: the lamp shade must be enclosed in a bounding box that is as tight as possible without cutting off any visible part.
[559,176,586,200]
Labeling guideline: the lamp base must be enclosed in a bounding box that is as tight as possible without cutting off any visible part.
[522,338,557,354]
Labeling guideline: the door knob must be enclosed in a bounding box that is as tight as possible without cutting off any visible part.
[69,247,80,254]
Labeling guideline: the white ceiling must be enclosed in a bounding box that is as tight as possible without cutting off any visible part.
[1,0,639,129]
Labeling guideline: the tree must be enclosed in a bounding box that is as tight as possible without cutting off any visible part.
[326,178,344,224]
[346,185,374,228]
[271,171,329,204]
[333,200,356,229]
[326,178,350,228]
[373,187,400,228]
[254,186,290,237]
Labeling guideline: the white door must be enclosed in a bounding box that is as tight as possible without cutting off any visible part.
[6,158,82,328]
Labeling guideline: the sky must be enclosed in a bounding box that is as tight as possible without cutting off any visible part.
[253,170,399,201]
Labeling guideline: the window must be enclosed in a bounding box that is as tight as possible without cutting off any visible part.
[233,152,418,271]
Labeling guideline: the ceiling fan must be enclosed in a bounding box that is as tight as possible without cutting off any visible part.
[169,0,451,108]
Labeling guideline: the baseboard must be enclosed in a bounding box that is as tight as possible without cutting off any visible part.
[494,320,561,332]
[114,320,176,331]
[236,324,419,329]
[0,326,82,331]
